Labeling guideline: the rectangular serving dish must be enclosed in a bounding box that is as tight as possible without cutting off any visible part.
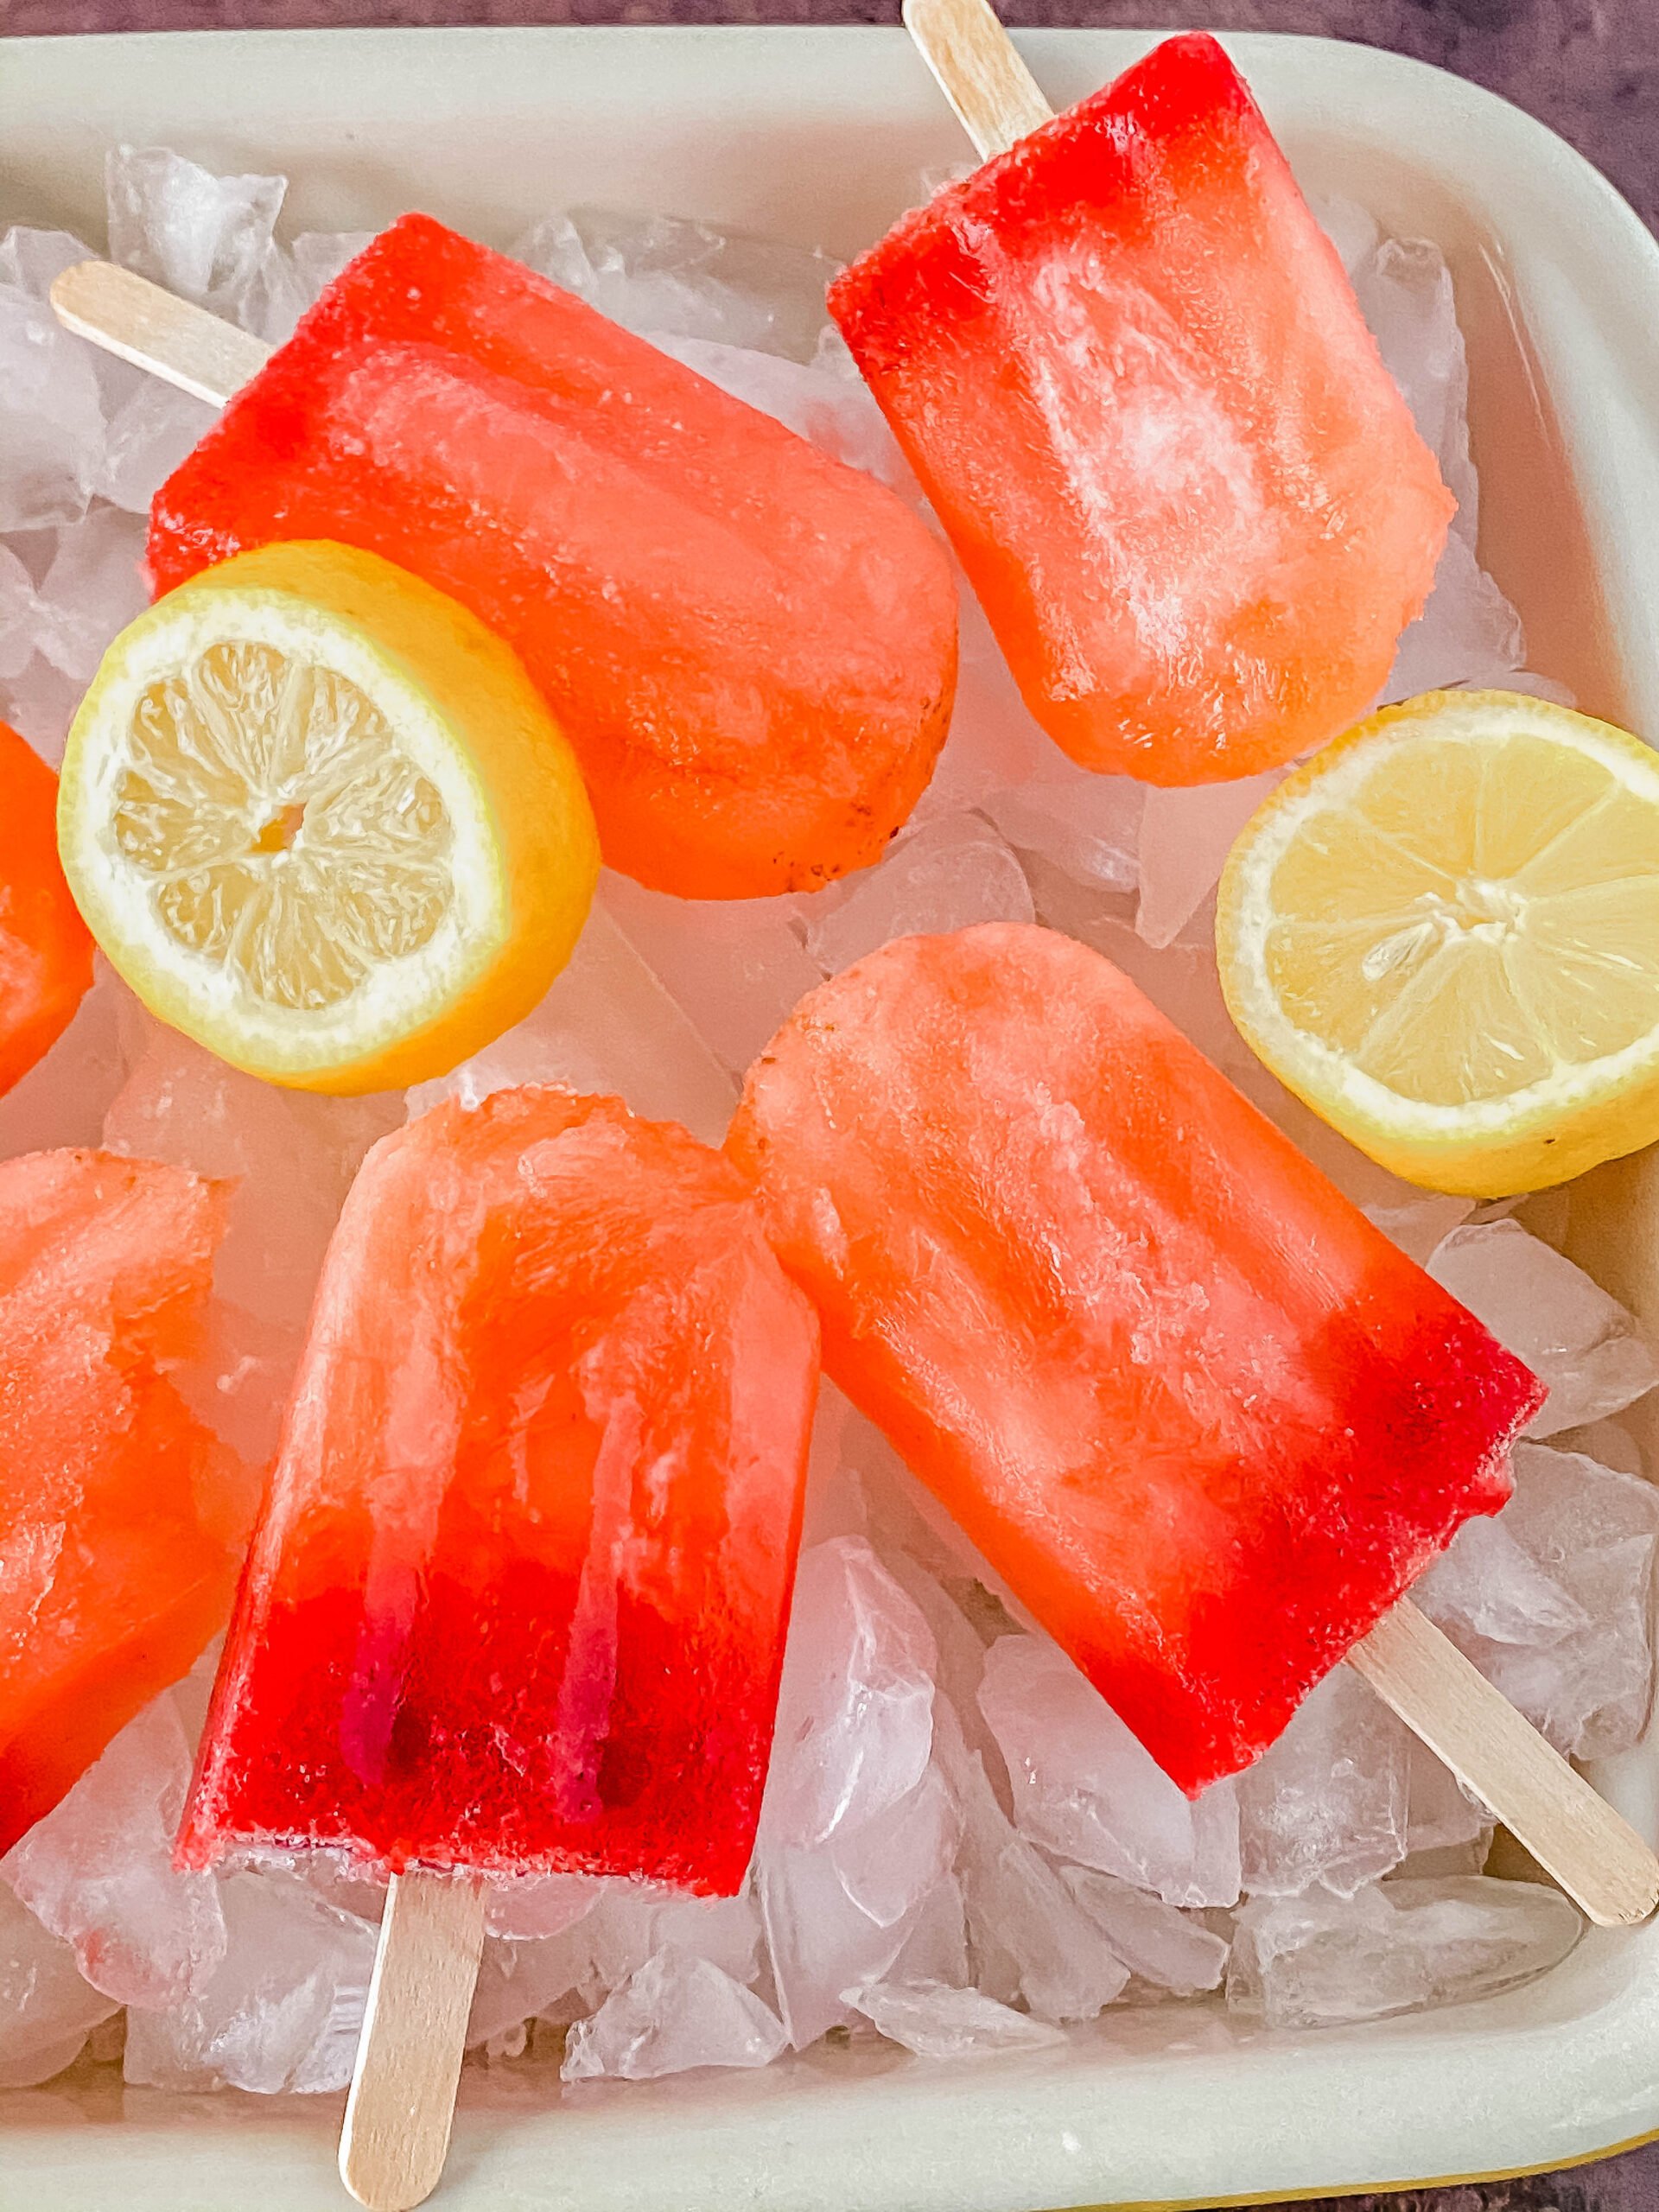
[3,23,1659,2210]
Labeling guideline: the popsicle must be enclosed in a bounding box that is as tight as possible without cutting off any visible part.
[828,18,1452,785]
[728,920,1537,1789]
[66,214,960,902]
[182,1084,820,1885]
[0,1149,238,1856]
[0,721,93,1096]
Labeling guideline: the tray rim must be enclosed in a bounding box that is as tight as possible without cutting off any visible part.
[2,21,1659,2212]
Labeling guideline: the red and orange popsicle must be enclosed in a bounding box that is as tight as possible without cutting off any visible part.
[182,1086,819,1890]
[0,1149,241,1855]
[830,33,1452,786]
[147,215,958,900]
[728,924,1543,1796]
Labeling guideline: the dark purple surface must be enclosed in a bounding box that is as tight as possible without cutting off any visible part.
[3,2,1656,2208]
[3,0,1658,232]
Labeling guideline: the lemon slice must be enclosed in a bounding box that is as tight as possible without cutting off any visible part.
[1217,689,1659,1196]
[59,542,598,1094]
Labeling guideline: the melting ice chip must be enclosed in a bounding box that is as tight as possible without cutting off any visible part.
[562,1947,787,2082]
[1227,1876,1581,2031]
[847,1977,1064,2057]
[1426,1220,1659,1435]
[977,1636,1241,1910]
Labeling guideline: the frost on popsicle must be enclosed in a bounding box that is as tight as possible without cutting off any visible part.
[0,137,1653,2104]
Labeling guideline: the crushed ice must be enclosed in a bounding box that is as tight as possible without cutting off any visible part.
[0,151,1649,2096]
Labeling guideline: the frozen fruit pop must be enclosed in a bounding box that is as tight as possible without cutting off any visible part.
[728,924,1544,1796]
[145,213,958,900]
[182,1085,819,1890]
[0,1150,240,1856]
[829,32,1453,786]
[0,721,92,1096]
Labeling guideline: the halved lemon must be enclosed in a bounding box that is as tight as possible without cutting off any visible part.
[1217,689,1659,1196]
[59,542,599,1094]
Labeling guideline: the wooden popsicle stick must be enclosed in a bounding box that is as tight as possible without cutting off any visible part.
[902,0,1053,159]
[49,259,268,407]
[1348,1599,1659,1928]
[910,0,1659,1937]
[340,1871,486,2212]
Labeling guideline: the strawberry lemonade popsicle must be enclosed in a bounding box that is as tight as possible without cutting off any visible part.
[829,34,1452,786]
[182,1086,819,1891]
[728,925,1543,1796]
[148,215,958,900]
[1,1151,240,1855]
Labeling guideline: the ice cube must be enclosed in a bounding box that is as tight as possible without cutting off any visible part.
[657,333,906,486]
[0,226,92,299]
[653,1890,765,1986]
[1383,528,1528,702]
[0,284,105,531]
[483,1877,764,2047]
[848,1978,1064,2057]
[2,1689,226,2009]
[105,146,296,340]
[1234,1669,1409,1898]
[977,1636,1241,1910]
[1344,231,1527,702]
[1363,1194,1474,1266]
[1404,1738,1491,1858]
[290,232,375,306]
[1059,1869,1229,1995]
[1424,1444,1659,1759]
[0,1880,118,2088]
[756,1840,917,2045]
[1426,1219,1658,1435]
[1227,1876,1580,2030]
[886,1873,971,1988]
[921,589,1055,815]
[104,1020,399,1338]
[602,874,821,1081]
[99,378,219,512]
[1313,194,1381,281]
[1135,772,1285,950]
[408,903,736,1148]
[938,1707,1131,2024]
[1414,1513,1590,1649]
[29,506,149,681]
[469,1928,594,2047]
[123,1870,377,2094]
[515,207,841,365]
[980,767,1142,895]
[761,1536,937,1851]
[0,542,38,682]
[563,1947,787,2082]
[803,814,1033,977]
[830,1760,961,1929]
[0,964,140,1158]
[482,1872,600,1944]
[0,652,86,768]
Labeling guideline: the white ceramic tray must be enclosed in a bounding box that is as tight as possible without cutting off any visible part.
[3,23,1659,2212]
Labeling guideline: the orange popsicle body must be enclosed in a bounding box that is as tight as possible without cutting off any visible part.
[183,1087,819,1889]
[829,35,1453,785]
[0,1151,238,1855]
[148,215,958,899]
[0,721,93,1094]
[728,925,1543,1794]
